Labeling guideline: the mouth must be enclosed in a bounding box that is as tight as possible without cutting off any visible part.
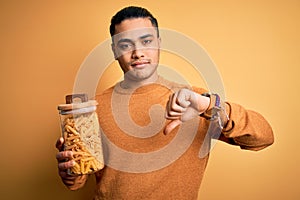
[131,60,150,68]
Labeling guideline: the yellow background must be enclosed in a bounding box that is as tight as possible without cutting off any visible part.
[1,0,299,199]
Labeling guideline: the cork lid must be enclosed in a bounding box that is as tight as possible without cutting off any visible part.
[57,94,98,111]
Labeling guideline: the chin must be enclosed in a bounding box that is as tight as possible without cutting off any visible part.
[126,72,150,82]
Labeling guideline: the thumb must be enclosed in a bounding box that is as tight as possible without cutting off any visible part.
[164,119,182,135]
[55,137,64,151]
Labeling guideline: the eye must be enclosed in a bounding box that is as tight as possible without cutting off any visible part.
[118,43,133,51]
[142,39,152,45]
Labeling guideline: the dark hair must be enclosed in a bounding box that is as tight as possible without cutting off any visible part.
[109,6,159,37]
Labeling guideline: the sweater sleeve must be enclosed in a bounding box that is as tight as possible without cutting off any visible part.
[220,102,274,151]
[191,86,274,151]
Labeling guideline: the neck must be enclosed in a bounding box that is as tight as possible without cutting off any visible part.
[120,73,159,89]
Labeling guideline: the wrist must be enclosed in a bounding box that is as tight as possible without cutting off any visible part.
[199,93,230,130]
[197,93,210,113]
[200,93,221,120]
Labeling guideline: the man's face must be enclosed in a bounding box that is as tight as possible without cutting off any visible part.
[112,18,161,83]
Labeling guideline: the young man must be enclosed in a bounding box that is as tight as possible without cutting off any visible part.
[56,6,274,199]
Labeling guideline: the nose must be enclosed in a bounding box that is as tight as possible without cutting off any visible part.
[131,45,145,59]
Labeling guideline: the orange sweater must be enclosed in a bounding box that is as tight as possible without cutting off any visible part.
[91,76,273,199]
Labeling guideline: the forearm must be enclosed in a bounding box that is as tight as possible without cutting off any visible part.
[221,102,274,151]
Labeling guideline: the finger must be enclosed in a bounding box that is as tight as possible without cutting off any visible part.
[176,90,191,108]
[164,119,182,135]
[172,92,187,111]
[167,93,187,114]
[56,151,73,162]
[63,178,76,187]
[165,114,180,120]
[59,171,77,186]
[171,92,178,106]
[165,109,183,119]
[171,102,187,113]
[59,170,77,180]
[58,160,75,171]
[55,137,64,151]
[165,102,183,119]
[167,93,176,112]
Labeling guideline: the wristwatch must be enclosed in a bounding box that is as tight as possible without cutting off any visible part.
[200,93,221,120]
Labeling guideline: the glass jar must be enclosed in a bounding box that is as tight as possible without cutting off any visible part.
[57,94,104,175]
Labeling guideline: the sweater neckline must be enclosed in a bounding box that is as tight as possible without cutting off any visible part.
[113,76,169,95]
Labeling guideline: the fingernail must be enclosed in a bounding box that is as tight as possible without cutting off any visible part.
[67,151,73,157]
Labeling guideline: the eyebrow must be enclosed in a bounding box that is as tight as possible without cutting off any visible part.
[117,38,132,45]
[116,34,155,45]
[139,34,154,40]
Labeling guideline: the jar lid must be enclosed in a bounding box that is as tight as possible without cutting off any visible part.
[57,94,98,111]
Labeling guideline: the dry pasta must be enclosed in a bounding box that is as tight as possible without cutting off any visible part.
[63,112,104,175]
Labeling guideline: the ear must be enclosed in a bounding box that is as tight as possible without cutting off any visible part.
[157,37,162,49]
[111,43,117,60]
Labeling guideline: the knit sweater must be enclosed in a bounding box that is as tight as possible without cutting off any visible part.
[91,76,273,200]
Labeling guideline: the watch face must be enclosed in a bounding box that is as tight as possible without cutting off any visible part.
[214,93,221,108]
[201,93,211,98]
